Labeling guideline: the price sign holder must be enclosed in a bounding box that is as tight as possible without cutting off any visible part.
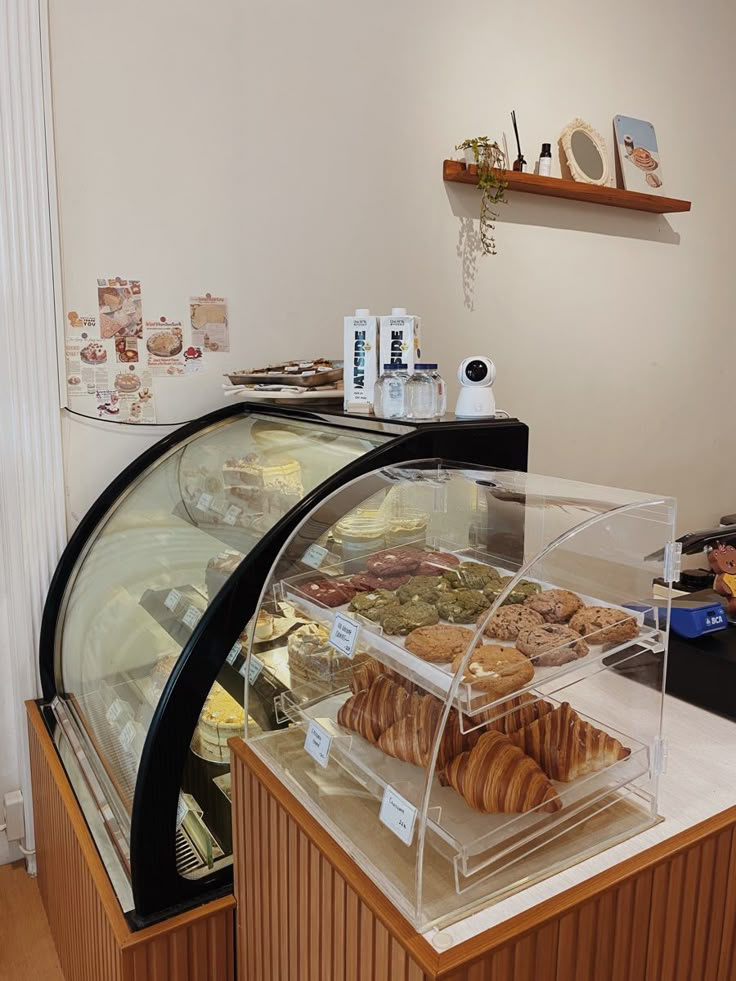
[379,786,418,846]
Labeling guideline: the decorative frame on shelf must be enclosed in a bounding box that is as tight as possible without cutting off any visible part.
[559,118,611,186]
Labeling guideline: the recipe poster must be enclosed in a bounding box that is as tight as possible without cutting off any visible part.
[190,293,229,353]
[65,327,156,423]
[144,318,185,376]
[97,277,143,339]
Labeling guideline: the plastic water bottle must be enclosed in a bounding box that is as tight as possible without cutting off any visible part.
[405,363,436,420]
[428,364,447,419]
[374,364,407,418]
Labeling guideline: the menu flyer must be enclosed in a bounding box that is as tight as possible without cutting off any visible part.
[190,293,229,353]
[98,278,143,339]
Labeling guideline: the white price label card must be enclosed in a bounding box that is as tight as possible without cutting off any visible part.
[239,654,263,684]
[182,605,202,630]
[196,493,213,511]
[329,613,359,659]
[105,698,125,724]
[304,721,332,768]
[176,796,189,830]
[164,589,182,612]
[223,505,241,526]
[302,544,329,570]
[379,786,417,846]
[226,641,242,666]
[119,720,137,753]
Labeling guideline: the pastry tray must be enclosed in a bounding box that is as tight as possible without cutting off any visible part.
[278,687,649,879]
[226,366,343,388]
[276,543,663,727]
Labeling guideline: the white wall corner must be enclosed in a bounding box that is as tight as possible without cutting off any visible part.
[0,0,67,862]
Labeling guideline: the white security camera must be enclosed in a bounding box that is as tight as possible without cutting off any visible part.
[455,356,497,418]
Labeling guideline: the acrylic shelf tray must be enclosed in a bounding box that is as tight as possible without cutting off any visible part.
[277,687,650,883]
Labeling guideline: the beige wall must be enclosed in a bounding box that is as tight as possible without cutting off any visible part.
[49,0,736,532]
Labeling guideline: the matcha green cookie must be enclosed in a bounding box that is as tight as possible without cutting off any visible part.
[397,576,451,605]
[348,589,399,623]
[382,600,439,636]
[485,576,542,606]
[443,562,501,591]
[437,588,490,623]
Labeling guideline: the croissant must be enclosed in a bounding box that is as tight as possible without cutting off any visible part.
[378,698,468,769]
[477,693,556,735]
[337,675,415,743]
[349,658,414,695]
[509,702,630,782]
[438,730,561,813]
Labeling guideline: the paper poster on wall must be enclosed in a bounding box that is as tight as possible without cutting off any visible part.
[97,278,143,339]
[115,337,139,363]
[145,318,185,376]
[65,333,114,405]
[110,364,156,423]
[183,345,204,373]
[190,293,229,353]
[67,311,97,330]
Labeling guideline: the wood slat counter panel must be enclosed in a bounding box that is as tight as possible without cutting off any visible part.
[231,738,736,981]
[27,701,235,981]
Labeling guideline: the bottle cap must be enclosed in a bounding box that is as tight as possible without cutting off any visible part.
[416,362,437,370]
[355,308,370,316]
[541,143,551,156]
[391,307,408,316]
[382,363,398,371]
[394,363,408,369]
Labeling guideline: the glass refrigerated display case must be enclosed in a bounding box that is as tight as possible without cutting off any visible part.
[244,461,676,930]
[38,402,528,925]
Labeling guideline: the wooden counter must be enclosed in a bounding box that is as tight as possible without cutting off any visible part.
[230,687,736,980]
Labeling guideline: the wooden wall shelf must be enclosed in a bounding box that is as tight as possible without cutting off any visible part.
[443,160,692,215]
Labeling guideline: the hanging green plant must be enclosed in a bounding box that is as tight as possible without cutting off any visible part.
[455,137,508,255]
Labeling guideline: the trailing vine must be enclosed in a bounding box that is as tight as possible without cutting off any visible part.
[455,138,508,255]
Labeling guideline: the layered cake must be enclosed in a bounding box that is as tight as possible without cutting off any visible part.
[205,550,244,599]
[197,683,245,762]
[288,622,362,697]
[223,454,304,516]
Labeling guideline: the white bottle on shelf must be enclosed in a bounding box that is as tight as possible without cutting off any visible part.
[377,363,408,418]
[427,363,447,419]
[379,308,422,373]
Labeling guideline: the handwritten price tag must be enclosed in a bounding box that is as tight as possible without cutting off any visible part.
[302,544,329,570]
[119,720,137,753]
[239,654,263,685]
[226,641,242,666]
[105,698,125,724]
[176,796,189,830]
[379,786,417,846]
[329,613,359,659]
[196,493,214,512]
[164,589,182,612]
[304,721,332,768]
[182,605,202,630]
[223,505,241,526]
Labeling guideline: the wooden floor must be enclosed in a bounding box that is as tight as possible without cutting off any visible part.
[0,861,64,981]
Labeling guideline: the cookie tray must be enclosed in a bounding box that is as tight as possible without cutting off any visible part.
[277,572,663,727]
[277,687,650,880]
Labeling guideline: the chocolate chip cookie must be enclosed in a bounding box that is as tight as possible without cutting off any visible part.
[450,644,534,697]
[569,606,639,645]
[404,624,483,663]
[480,604,545,641]
[524,588,583,623]
[515,623,589,666]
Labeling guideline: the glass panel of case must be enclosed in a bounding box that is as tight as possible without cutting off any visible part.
[57,411,389,873]
[244,461,675,929]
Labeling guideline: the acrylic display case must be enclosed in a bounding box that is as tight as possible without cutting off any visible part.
[244,461,677,930]
[38,403,528,925]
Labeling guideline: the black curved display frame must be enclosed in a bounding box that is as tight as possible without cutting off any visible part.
[39,402,528,925]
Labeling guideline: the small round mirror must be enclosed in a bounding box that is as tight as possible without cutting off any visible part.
[570,131,604,181]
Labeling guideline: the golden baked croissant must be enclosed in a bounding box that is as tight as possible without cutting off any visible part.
[337,675,415,743]
[378,697,468,769]
[509,702,630,781]
[438,730,561,813]
[348,658,413,695]
[477,693,556,735]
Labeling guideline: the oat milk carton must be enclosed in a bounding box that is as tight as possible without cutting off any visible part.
[343,308,378,412]
[379,307,422,372]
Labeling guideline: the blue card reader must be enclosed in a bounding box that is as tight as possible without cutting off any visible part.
[649,599,729,639]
